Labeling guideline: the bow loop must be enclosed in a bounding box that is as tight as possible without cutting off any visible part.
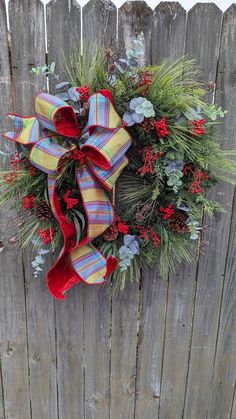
[35,93,81,137]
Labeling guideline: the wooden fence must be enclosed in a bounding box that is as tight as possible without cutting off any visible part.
[0,0,236,418]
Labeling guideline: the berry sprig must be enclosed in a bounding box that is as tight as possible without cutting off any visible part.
[38,227,54,245]
[189,119,206,136]
[160,203,175,220]
[21,193,36,210]
[154,117,169,138]
[63,189,79,210]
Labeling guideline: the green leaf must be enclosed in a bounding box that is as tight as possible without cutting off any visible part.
[73,214,81,244]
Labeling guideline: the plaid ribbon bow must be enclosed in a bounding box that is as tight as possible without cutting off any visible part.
[4,90,132,299]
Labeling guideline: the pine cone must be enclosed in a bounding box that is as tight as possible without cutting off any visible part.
[35,201,53,222]
[168,211,189,234]
[141,117,156,134]
[103,225,118,241]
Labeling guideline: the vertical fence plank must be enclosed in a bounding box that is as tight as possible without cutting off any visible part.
[83,0,117,55]
[47,0,81,93]
[134,268,167,419]
[9,1,59,418]
[83,287,111,419]
[110,282,139,419]
[152,2,186,63]
[109,4,153,419]
[207,6,236,418]
[118,1,153,65]
[55,288,84,419]
[135,4,186,419]
[232,392,236,419]
[183,5,236,419]
[82,3,117,418]
[0,2,28,418]
[46,2,85,418]
[0,1,31,418]
[158,4,222,419]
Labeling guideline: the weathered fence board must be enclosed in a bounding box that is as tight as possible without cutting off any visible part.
[47,0,81,93]
[83,0,117,56]
[134,267,168,419]
[152,2,186,63]
[1,2,236,419]
[109,5,152,418]
[207,5,236,418]
[0,2,31,418]
[183,4,235,419]
[118,1,153,65]
[9,2,59,419]
[46,3,85,418]
[152,4,191,418]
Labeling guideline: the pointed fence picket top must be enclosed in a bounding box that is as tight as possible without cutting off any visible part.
[152,2,186,63]
[0,2,236,419]
[47,0,81,93]
[118,1,153,66]
[83,0,117,57]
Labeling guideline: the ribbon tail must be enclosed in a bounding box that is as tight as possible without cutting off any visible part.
[68,165,117,285]
[47,176,80,300]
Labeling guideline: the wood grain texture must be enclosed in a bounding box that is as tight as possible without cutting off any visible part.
[152,2,186,64]
[83,0,117,56]
[0,2,31,418]
[55,285,84,419]
[118,1,153,66]
[47,0,81,93]
[183,5,235,419]
[185,3,222,84]
[110,281,139,419]
[135,5,187,418]
[232,391,236,419]
[82,6,116,417]
[9,1,58,418]
[83,286,111,419]
[158,5,222,419]
[134,268,168,419]
[207,6,236,418]
[9,0,46,114]
[46,3,85,418]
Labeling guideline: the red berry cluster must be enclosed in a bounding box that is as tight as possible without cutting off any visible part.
[137,225,161,248]
[138,71,152,96]
[117,222,129,234]
[21,193,35,210]
[189,119,206,136]
[160,203,174,220]
[63,189,79,210]
[69,149,86,165]
[38,227,54,245]
[137,146,163,176]
[29,166,37,176]
[183,165,209,194]
[154,117,169,138]
[103,216,129,241]
[4,172,18,185]
[76,85,90,102]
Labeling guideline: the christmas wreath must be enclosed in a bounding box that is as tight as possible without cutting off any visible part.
[1,34,235,298]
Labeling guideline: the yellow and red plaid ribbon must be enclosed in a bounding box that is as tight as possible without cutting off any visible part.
[3,90,131,299]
